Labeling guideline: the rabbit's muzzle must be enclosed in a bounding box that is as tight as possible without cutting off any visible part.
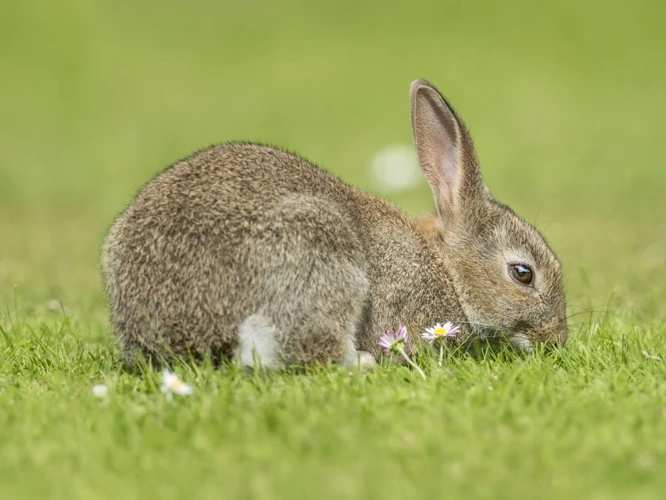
[507,318,567,352]
[533,319,568,348]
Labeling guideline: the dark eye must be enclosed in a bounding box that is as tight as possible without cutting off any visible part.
[509,263,534,286]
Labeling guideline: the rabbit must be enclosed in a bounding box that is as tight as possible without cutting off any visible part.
[101,79,567,370]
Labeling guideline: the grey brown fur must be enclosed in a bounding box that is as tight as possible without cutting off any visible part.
[102,79,566,368]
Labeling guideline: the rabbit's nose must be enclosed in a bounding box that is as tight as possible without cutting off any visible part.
[535,319,567,348]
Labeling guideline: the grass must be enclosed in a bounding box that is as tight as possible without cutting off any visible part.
[2,313,666,499]
[1,0,666,498]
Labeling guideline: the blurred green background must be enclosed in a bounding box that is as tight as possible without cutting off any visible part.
[1,1,665,327]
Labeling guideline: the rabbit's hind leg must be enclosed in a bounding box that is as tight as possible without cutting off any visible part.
[234,195,369,369]
[235,252,369,369]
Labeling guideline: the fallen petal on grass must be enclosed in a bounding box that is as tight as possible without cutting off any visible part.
[642,350,661,361]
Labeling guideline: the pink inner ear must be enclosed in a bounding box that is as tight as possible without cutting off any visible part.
[412,86,462,215]
[438,148,459,208]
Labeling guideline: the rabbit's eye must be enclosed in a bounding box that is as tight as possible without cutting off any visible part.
[509,264,534,286]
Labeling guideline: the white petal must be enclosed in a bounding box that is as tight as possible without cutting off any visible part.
[174,383,194,396]
[161,369,178,386]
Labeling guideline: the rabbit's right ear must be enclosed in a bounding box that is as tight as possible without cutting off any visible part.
[410,80,484,226]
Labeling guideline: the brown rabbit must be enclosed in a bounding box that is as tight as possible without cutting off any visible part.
[101,80,566,369]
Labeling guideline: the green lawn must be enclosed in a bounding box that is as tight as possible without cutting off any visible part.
[1,1,666,498]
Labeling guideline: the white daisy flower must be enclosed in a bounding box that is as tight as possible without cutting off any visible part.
[421,321,461,367]
[421,321,460,342]
[160,370,194,401]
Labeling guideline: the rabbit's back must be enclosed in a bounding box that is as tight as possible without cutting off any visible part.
[102,143,369,365]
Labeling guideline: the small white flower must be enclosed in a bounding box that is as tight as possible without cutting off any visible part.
[160,370,194,400]
[421,321,460,342]
[92,384,109,398]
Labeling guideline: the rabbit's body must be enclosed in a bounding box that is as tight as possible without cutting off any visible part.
[103,143,465,366]
[103,80,567,368]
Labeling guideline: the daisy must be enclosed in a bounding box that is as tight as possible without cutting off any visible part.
[377,325,426,380]
[160,369,194,401]
[421,322,460,341]
[377,324,408,356]
[421,321,460,367]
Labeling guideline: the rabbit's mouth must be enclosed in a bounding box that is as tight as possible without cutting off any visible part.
[470,324,536,353]
[506,333,534,353]
[503,327,565,352]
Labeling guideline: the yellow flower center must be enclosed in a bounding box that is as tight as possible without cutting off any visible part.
[433,327,447,336]
[168,379,185,391]
[390,339,406,354]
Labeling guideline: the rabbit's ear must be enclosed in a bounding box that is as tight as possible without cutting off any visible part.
[410,80,484,224]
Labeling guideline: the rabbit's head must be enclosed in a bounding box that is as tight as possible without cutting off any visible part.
[411,80,566,350]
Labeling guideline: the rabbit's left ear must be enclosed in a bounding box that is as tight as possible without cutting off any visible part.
[410,80,485,225]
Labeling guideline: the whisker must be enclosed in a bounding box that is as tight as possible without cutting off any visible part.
[566,304,608,311]
[453,320,502,330]
[566,310,623,320]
